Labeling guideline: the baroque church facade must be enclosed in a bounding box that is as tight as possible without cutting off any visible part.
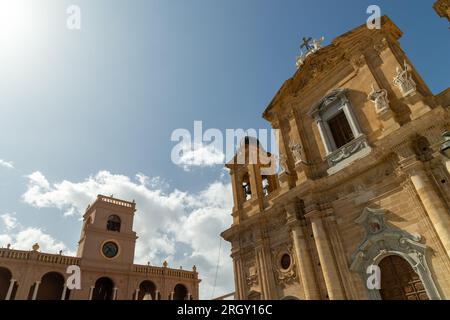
[0,195,200,300]
[221,16,450,300]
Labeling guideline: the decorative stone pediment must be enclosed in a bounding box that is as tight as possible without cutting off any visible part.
[308,88,348,118]
[350,207,441,300]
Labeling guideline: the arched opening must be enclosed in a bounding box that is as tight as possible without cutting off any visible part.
[241,173,252,202]
[173,284,188,300]
[379,255,429,300]
[92,277,114,300]
[107,215,121,232]
[0,267,13,300]
[36,272,65,300]
[138,280,156,300]
[281,296,299,300]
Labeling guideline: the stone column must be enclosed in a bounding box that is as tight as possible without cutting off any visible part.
[406,161,450,258]
[155,290,160,300]
[306,211,345,300]
[135,289,140,300]
[112,287,118,300]
[170,291,174,300]
[254,242,276,300]
[285,204,320,300]
[232,249,246,300]
[88,286,95,300]
[187,293,192,300]
[5,279,16,300]
[61,285,67,300]
[31,281,41,300]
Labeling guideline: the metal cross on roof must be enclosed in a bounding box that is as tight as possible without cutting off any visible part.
[300,37,314,51]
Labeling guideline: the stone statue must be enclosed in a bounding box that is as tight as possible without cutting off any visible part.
[312,36,325,51]
[289,141,303,164]
[296,36,325,69]
[393,60,416,97]
[278,154,290,174]
[368,84,391,115]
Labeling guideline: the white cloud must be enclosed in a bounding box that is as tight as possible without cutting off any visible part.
[0,159,14,169]
[1,210,73,255]
[176,142,225,171]
[21,170,234,299]
[1,213,18,230]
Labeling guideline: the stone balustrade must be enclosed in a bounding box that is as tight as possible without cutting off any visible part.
[0,248,81,265]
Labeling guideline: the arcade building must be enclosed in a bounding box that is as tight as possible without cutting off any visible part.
[0,195,200,300]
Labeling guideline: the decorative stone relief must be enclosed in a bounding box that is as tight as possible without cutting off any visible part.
[272,245,297,286]
[393,60,417,97]
[289,140,303,165]
[350,207,441,300]
[327,135,370,166]
[368,84,391,115]
[246,265,259,288]
[278,154,290,174]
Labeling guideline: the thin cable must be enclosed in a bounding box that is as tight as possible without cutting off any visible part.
[211,236,223,299]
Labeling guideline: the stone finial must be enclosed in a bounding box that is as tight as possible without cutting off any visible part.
[59,250,63,255]
[6,243,11,249]
[147,261,151,266]
[163,260,168,268]
[393,60,417,97]
[32,243,40,252]
[368,83,391,115]
[180,266,183,270]
[192,265,197,272]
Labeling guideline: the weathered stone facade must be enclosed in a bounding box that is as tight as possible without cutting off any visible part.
[434,0,450,22]
[0,195,200,300]
[221,16,450,300]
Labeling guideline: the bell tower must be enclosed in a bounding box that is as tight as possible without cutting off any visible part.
[77,195,138,270]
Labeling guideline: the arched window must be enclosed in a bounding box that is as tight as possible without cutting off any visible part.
[107,215,121,232]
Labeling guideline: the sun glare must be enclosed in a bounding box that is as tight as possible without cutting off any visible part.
[0,1,35,52]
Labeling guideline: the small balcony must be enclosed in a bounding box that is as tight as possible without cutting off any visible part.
[326,134,372,174]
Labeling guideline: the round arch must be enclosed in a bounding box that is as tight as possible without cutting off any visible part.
[173,283,188,300]
[281,296,300,300]
[92,277,115,300]
[377,254,429,300]
[0,267,13,300]
[36,272,66,300]
[138,280,157,300]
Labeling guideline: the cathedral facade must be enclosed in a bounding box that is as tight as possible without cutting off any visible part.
[221,16,450,300]
[0,195,200,300]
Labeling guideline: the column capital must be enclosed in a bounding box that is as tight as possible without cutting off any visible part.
[399,158,426,176]
[304,203,334,220]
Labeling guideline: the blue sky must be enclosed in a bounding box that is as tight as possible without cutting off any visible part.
[0,0,448,298]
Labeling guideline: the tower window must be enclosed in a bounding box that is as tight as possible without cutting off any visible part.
[107,215,121,232]
[327,111,354,148]
[262,175,276,197]
[241,173,252,201]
